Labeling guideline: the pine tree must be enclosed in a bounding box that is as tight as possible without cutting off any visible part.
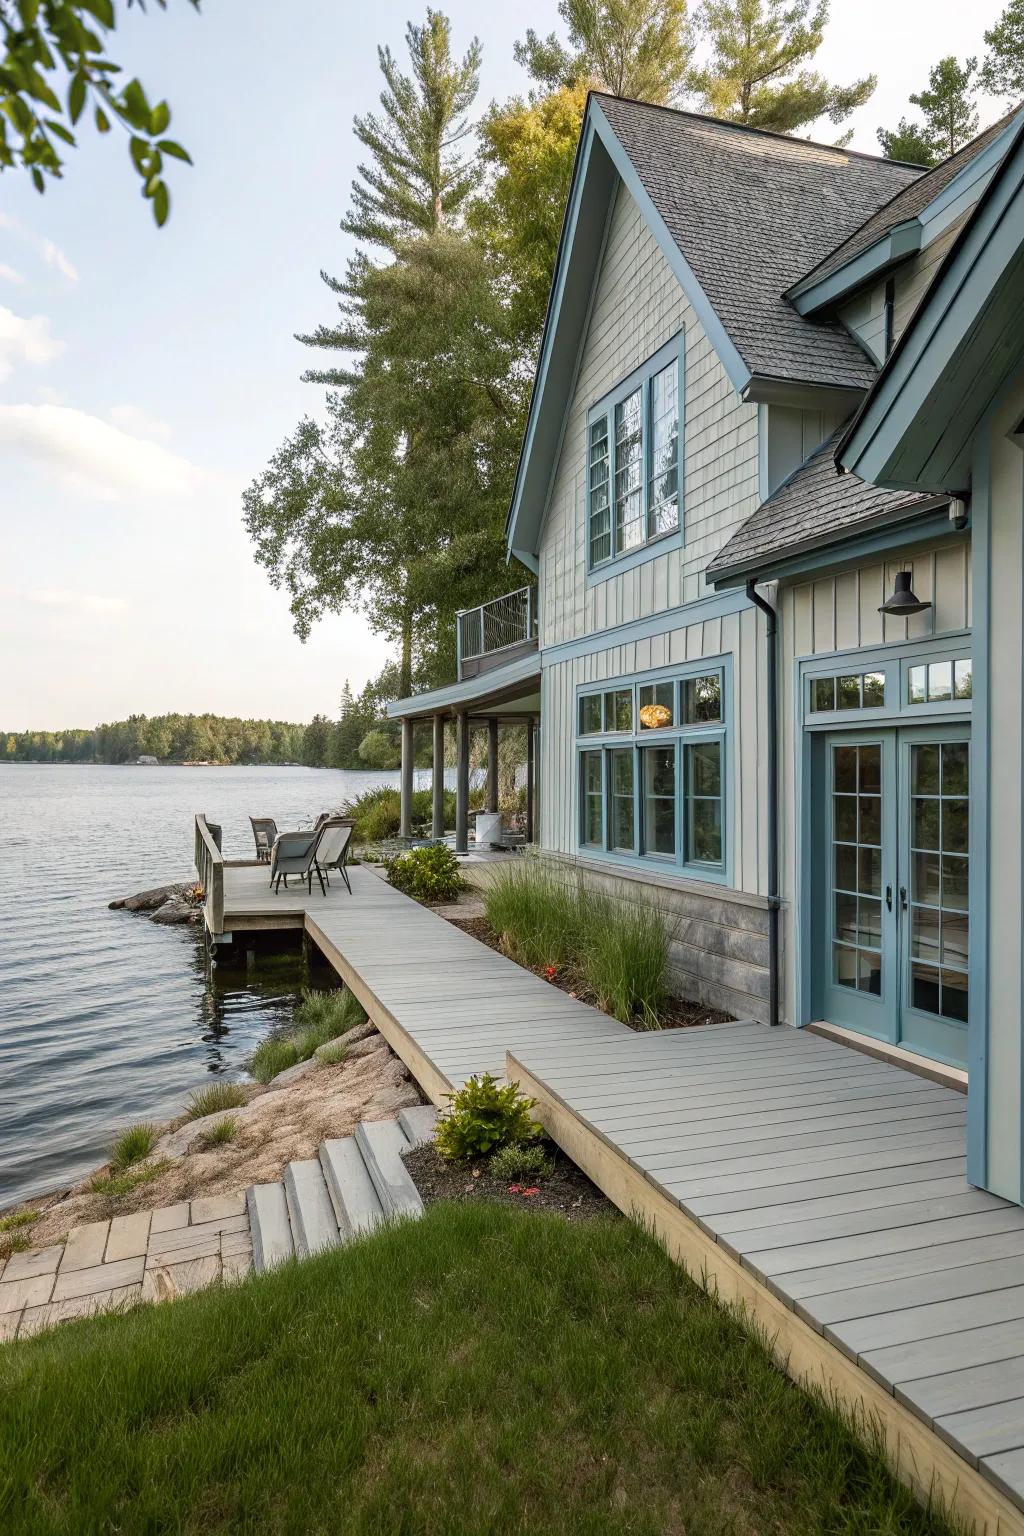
[982,0,1024,102]
[515,0,694,103]
[876,118,938,167]
[691,0,875,136]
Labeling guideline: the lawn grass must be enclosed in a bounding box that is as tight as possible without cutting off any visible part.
[0,1203,953,1536]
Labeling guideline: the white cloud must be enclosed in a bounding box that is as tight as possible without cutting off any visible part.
[40,239,78,285]
[26,588,127,617]
[0,264,25,286]
[0,307,63,381]
[107,403,172,443]
[0,402,208,502]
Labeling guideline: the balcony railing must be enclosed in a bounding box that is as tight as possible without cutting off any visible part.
[457,586,537,678]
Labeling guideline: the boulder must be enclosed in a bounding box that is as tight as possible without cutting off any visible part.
[312,1019,377,1062]
[155,1110,238,1160]
[150,899,200,926]
[345,1032,387,1059]
[262,1057,320,1091]
[109,882,189,913]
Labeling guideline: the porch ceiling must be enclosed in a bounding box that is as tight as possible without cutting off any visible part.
[386,652,541,723]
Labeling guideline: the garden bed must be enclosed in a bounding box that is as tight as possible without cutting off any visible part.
[446,914,733,1030]
[403,1141,613,1222]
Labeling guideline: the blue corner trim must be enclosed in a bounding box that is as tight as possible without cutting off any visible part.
[967,433,990,1190]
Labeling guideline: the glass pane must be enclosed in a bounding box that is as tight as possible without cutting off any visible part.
[942,911,969,968]
[942,742,969,795]
[858,897,881,947]
[834,843,857,893]
[813,677,836,712]
[588,417,611,565]
[834,891,857,943]
[912,850,941,907]
[908,665,927,705]
[911,961,941,1015]
[642,746,675,857]
[940,969,969,1023]
[608,689,633,733]
[584,751,602,794]
[689,740,721,796]
[648,361,679,537]
[859,795,881,846]
[858,951,882,996]
[615,389,644,552]
[683,673,721,724]
[913,744,940,793]
[590,530,612,565]
[639,682,674,730]
[858,745,881,794]
[833,795,857,842]
[913,796,940,850]
[928,661,953,702]
[690,797,722,865]
[837,675,861,709]
[580,695,603,735]
[858,846,881,897]
[943,799,968,854]
[835,946,858,989]
[609,748,634,852]
[911,906,941,962]
[834,746,857,793]
[954,659,973,700]
[941,855,969,911]
[863,672,885,707]
[686,740,722,866]
[581,752,603,847]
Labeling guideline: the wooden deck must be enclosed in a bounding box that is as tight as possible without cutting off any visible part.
[220,861,1024,1530]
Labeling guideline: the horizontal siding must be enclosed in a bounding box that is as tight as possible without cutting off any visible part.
[539,184,759,649]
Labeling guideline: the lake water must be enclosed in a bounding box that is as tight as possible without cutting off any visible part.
[0,763,413,1208]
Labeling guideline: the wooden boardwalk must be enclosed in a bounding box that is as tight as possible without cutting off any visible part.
[221,862,1024,1529]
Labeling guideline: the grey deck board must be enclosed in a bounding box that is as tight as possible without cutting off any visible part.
[220,862,1024,1513]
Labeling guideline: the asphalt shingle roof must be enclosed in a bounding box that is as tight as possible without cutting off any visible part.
[798,109,1021,290]
[595,95,922,390]
[707,425,935,581]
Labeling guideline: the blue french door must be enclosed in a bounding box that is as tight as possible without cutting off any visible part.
[820,727,970,1069]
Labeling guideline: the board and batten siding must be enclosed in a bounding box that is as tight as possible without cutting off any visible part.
[538,183,760,649]
[837,215,970,367]
[538,603,772,1023]
[777,537,972,1030]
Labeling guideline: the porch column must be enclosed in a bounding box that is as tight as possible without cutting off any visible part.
[455,710,470,854]
[399,717,414,840]
[487,717,500,813]
[526,718,536,843]
[431,714,445,840]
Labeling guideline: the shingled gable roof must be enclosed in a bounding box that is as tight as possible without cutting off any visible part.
[793,108,1022,294]
[594,95,921,391]
[707,426,940,586]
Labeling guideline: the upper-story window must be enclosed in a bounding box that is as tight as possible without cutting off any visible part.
[587,336,683,571]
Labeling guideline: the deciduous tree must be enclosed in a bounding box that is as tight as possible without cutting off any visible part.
[982,0,1024,102]
[876,117,938,167]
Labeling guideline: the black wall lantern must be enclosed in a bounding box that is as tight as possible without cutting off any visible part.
[879,569,932,616]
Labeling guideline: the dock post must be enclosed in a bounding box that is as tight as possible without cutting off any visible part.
[455,710,470,854]
[432,714,445,840]
[526,718,536,843]
[487,717,499,813]
[400,717,414,840]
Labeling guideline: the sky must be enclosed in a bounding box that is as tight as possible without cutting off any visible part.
[0,0,1013,731]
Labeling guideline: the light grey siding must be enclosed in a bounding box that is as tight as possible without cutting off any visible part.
[538,183,760,648]
[838,216,969,366]
[766,403,849,495]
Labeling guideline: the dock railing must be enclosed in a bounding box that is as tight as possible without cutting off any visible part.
[194,813,225,935]
[456,586,536,678]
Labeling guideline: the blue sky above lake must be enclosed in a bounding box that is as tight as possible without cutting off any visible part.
[0,0,1009,730]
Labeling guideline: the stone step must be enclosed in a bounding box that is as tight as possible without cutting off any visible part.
[355,1119,424,1221]
[397,1104,438,1148]
[246,1183,294,1273]
[283,1160,342,1258]
[319,1137,384,1239]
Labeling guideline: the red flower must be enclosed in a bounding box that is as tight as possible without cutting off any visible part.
[508,1184,523,1194]
[522,1187,540,1198]
[545,965,556,979]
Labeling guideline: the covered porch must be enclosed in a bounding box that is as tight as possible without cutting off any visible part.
[387,588,541,854]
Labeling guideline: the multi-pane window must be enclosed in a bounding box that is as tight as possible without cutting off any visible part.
[588,340,682,570]
[810,672,886,712]
[908,658,972,705]
[908,742,969,1024]
[576,667,726,876]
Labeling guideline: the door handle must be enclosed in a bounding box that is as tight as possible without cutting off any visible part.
[899,885,908,911]
[885,885,893,912]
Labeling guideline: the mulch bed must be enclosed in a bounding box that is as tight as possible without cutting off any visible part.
[403,1142,614,1223]
[446,915,734,1031]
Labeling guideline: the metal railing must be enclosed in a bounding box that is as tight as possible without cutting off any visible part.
[194,813,225,935]
[457,586,536,673]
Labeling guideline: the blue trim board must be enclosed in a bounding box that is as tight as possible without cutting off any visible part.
[586,528,685,587]
[541,586,751,668]
[967,429,990,1189]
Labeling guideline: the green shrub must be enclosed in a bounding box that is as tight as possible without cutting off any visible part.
[342,785,402,843]
[385,843,467,904]
[357,728,401,770]
[249,988,367,1083]
[488,1142,553,1182]
[109,1123,158,1173]
[435,1074,540,1162]
[580,890,671,1025]
[483,862,581,969]
[196,1116,238,1150]
[184,1082,248,1121]
[0,1209,38,1233]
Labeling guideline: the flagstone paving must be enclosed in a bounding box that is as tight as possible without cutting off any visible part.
[0,1190,251,1342]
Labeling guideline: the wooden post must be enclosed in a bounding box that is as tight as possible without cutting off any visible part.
[456,710,470,854]
[432,714,445,840]
[400,717,414,840]
[487,717,499,813]
[526,719,536,843]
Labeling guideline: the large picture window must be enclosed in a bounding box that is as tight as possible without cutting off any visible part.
[587,338,682,572]
[576,663,728,879]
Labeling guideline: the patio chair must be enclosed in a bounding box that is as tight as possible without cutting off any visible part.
[315,818,353,894]
[250,816,278,864]
[269,827,327,896]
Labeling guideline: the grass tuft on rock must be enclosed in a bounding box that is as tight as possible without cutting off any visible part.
[108,1124,158,1173]
[249,988,367,1084]
[0,1210,38,1234]
[184,1083,249,1121]
[88,1160,169,1201]
[195,1116,238,1151]
[0,1203,953,1536]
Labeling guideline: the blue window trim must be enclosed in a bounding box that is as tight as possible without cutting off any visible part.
[800,633,972,730]
[586,333,684,580]
[574,655,733,886]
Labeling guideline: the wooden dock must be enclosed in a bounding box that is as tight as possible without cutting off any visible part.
[219,859,1024,1531]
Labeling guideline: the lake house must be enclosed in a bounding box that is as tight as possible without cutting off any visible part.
[388,94,1024,1212]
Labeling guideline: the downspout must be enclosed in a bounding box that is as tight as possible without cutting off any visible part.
[745,579,780,1028]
